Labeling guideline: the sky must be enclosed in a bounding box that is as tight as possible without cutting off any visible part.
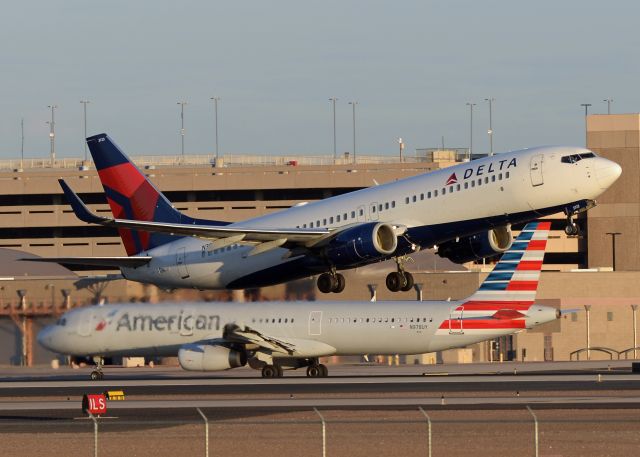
[1,1,639,159]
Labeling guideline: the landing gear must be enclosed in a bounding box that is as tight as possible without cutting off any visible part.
[90,356,104,380]
[261,364,284,378]
[564,213,581,236]
[306,363,328,377]
[317,271,346,294]
[386,256,415,292]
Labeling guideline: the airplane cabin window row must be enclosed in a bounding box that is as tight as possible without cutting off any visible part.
[295,167,512,230]
[405,171,510,204]
[251,317,295,324]
[328,316,433,324]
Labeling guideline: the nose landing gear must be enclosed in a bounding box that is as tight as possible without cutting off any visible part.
[564,213,581,237]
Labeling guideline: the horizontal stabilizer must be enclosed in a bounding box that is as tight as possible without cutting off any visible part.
[492,309,526,320]
[19,256,151,268]
[74,274,124,289]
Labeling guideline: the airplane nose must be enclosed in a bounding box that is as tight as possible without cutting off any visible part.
[37,325,56,351]
[594,158,622,190]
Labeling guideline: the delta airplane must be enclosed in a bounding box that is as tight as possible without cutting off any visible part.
[29,134,620,293]
[39,222,559,379]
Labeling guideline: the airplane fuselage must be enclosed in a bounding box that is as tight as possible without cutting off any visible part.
[120,146,619,289]
[38,300,558,358]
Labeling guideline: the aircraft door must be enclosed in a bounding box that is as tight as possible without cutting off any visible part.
[530,155,544,187]
[308,311,322,336]
[180,307,195,336]
[448,306,464,335]
[369,202,379,221]
[78,310,95,337]
[175,247,190,279]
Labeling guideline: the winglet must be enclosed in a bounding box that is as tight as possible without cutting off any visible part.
[58,179,109,225]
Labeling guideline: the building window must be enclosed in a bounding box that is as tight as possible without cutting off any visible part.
[607,312,614,322]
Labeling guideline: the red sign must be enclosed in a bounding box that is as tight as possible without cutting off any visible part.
[83,394,107,415]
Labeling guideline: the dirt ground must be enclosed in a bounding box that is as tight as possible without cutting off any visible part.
[1,407,639,457]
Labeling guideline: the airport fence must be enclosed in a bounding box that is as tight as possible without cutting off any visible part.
[2,405,640,457]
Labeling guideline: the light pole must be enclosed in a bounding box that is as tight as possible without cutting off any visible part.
[329,97,338,161]
[20,118,24,169]
[484,98,495,155]
[398,137,404,162]
[606,232,622,271]
[584,304,592,360]
[603,98,613,115]
[466,102,476,160]
[47,105,57,166]
[632,304,638,359]
[210,97,220,161]
[580,103,592,146]
[80,100,90,161]
[177,101,187,158]
[348,101,358,164]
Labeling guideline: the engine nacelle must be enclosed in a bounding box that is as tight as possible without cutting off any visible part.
[178,343,247,371]
[437,225,513,264]
[324,222,398,267]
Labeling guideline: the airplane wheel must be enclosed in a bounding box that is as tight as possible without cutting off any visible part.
[318,364,328,377]
[262,365,277,378]
[90,370,102,381]
[565,223,579,236]
[333,273,346,293]
[317,273,336,294]
[306,365,321,377]
[401,272,414,292]
[386,272,401,292]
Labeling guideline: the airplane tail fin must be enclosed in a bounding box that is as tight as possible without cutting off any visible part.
[86,133,224,255]
[462,221,552,312]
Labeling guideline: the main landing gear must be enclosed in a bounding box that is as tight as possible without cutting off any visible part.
[386,256,414,292]
[306,363,328,378]
[317,270,346,294]
[261,364,284,378]
[90,356,104,380]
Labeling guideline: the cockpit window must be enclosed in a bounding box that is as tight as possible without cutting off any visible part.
[561,152,596,164]
[56,318,67,326]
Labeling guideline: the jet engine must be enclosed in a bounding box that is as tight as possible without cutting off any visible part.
[437,225,513,264]
[324,222,398,267]
[178,343,247,371]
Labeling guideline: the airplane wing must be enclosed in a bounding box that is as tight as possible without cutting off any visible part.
[59,179,331,246]
[222,323,336,357]
[59,179,406,250]
[19,256,151,268]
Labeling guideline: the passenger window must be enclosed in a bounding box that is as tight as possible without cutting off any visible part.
[491,175,496,182]
[323,218,327,225]
[310,222,313,228]
[343,213,348,220]
[471,181,475,188]
[484,177,489,184]
[420,193,424,200]
[336,215,341,222]
[330,216,334,223]
[464,182,468,189]
[506,171,510,178]
[385,202,389,210]
[316,220,320,226]
[359,208,364,216]
[427,191,432,198]
[442,188,446,195]
[449,186,453,193]
[412,195,417,202]
[498,173,502,180]
[378,204,383,211]
[456,184,460,191]
[391,201,395,208]
[434,189,438,197]
[478,179,482,186]
[405,197,410,204]
[351,211,356,218]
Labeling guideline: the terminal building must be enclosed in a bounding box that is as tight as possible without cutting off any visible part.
[1,114,639,367]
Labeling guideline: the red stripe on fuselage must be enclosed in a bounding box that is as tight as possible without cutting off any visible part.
[439,319,526,330]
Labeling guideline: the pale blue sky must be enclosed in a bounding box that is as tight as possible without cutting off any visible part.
[1,1,638,159]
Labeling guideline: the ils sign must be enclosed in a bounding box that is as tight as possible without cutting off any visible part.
[82,394,107,415]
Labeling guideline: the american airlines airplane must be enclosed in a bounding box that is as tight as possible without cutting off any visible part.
[30,134,620,293]
[38,222,559,379]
